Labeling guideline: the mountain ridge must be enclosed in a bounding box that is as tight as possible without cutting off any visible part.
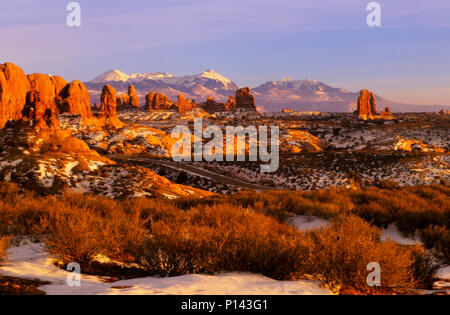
[85,70,449,113]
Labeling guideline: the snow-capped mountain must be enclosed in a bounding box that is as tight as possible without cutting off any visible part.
[253,78,356,102]
[90,69,174,83]
[252,78,361,112]
[86,69,240,103]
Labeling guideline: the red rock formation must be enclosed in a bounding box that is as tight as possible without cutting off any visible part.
[34,108,61,131]
[176,94,195,113]
[128,84,140,108]
[235,87,256,110]
[116,85,140,111]
[200,89,256,113]
[144,92,173,111]
[99,84,117,118]
[0,63,31,128]
[59,80,93,119]
[99,84,123,128]
[225,95,236,111]
[117,94,130,109]
[356,90,377,120]
[201,96,225,113]
[24,74,69,120]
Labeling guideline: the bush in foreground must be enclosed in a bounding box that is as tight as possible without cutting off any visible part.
[304,216,416,292]
[0,182,444,293]
[140,204,309,280]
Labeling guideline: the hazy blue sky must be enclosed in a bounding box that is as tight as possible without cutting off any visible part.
[1,0,449,105]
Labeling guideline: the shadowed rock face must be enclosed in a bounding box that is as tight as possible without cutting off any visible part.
[0,63,94,128]
[34,108,61,131]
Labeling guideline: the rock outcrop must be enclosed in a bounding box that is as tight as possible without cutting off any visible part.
[116,84,140,110]
[144,92,174,111]
[200,88,256,113]
[379,106,394,120]
[33,108,61,131]
[202,96,225,113]
[0,63,30,128]
[23,73,68,121]
[128,84,140,108]
[59,80,93,119]
[283,130,326,153]
[175,94,195,114]
[99,84,117,118]
[0,120,214,198]
[0,63,94,128]
[117,94,130,109]
[356,90,395,120]
[99,84,123,128]
[235,87,256,110]
[225,95,236,111]
[356,90,377,120]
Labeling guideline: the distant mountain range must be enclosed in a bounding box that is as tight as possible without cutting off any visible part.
[85,70,449,113]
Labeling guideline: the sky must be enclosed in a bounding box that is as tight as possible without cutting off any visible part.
[0,0,449,105]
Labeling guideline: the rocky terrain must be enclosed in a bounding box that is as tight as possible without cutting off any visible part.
[0,62,448,197]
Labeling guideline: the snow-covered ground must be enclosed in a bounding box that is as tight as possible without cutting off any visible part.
[0,241,331,295]
[288,216,329,231]
[381,223,422,245]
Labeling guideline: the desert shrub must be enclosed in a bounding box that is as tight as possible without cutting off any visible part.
[0,182,21,202]
[305,216,415,292]
[408,245,441,289]
[420,225,450,264]
[40,204,148,271]
[139,204,309,280]
[0,236,10,262]
[103,209,149,263]
[372,180,401,190]
[39,210,107,269]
